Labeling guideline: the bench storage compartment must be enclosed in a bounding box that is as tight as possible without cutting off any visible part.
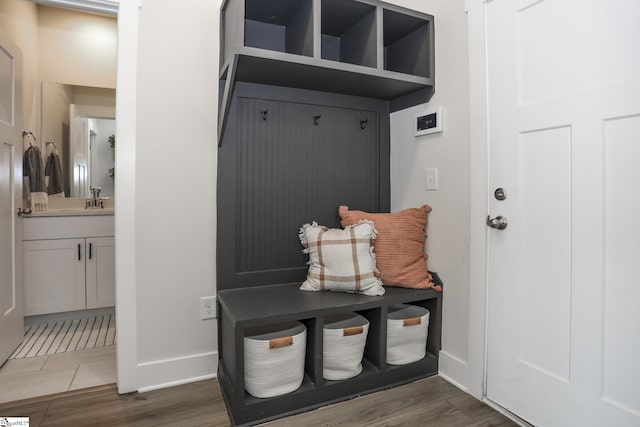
[386,304,430,365]
[244,321,307,398]
[323,313,369,380]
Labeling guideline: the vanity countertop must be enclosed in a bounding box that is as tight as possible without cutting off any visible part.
[23,197,115,217]
[25,208,114,217]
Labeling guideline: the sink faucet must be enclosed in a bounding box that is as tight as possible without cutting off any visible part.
[87,186,103,209]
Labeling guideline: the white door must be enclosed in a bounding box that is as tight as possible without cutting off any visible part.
[485,1,640,426]
[0,29,23,366]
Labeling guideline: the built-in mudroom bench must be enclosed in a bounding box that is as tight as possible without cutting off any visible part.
[217,0,438,425]
[217,283,442,426]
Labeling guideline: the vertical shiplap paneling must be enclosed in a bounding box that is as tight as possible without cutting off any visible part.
[236,97,380,274]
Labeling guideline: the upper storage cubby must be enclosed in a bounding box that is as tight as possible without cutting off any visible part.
[383,9,430,77]
[219,0,435,137]
[320,0,376,68]
[244,0,313,57]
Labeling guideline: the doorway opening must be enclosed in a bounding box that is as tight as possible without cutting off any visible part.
[0,0,118,404]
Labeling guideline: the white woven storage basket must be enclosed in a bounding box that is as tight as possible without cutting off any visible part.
[386,304,430,365]
[244,321,306,398]
[323,313,370,380]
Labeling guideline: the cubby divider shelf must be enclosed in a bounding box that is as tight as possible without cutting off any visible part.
[233,47,431,99]
[217,283,442,426]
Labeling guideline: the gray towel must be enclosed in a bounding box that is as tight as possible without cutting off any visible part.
[45,152,65,196]
[23,145,45,199]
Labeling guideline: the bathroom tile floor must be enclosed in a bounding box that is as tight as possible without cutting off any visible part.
[0,345,116,404]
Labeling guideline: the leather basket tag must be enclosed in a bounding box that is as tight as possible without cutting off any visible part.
[403,317,422,327]
[269,336,293,349]
[343,326,364,336]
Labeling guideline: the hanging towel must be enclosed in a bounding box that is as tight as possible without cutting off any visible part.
[23,145,48,210]
[45,152,65,197]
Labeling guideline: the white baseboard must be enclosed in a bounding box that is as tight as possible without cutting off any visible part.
[438,350,468,392]
[137,351,218,392]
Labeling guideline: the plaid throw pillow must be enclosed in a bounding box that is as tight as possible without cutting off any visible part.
[299,220,385,296]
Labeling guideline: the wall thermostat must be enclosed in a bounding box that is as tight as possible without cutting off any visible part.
[415,107,443,136]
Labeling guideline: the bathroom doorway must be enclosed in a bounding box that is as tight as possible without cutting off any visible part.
[0,0,118,404]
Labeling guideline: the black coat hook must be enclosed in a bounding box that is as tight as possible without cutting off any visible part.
[261,109,268,121]
[360,119,368,130]
[313,114,321,126]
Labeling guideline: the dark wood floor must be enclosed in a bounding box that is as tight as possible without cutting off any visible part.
[0,376,517,427]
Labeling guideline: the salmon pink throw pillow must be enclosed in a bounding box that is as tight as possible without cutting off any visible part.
[339,205,440,291]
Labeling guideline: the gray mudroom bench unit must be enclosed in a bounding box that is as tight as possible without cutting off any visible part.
[216,0,440,425]
[217,284,442,426]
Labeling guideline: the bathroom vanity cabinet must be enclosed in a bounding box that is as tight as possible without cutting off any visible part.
[23,215,115,316]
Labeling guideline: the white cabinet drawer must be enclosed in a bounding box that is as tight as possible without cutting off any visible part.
[23,215,114,240]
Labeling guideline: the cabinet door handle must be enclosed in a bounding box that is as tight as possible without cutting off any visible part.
[78,243,81,261]
[89,243,93,260]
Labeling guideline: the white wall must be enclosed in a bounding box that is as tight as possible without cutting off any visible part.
[134,0,220,390]
[387,0,471,389]
[37,5,117,88]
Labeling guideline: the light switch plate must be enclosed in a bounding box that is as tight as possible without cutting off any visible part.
[426,168,438,190]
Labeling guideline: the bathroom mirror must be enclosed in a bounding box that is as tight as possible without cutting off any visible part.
[41,82,116,198]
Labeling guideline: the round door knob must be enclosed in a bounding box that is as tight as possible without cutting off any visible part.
[487,215,508,230]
